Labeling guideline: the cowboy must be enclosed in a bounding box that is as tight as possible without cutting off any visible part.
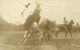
[64,17,68,25]
[23,3,41,44]
[63,17,68,31]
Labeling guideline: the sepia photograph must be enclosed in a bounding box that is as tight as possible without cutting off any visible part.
[0,0,80,50]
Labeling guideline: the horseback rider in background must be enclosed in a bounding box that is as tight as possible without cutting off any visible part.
[63,17,68,31]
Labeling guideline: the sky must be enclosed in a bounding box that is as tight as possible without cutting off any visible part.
[0,0,80,25]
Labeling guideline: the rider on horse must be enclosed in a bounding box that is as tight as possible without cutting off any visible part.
[63,17,68,31]
[21,3,41,44]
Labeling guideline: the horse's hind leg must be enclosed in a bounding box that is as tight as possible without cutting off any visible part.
[55,32,58,38]
[39,33,43,42]
[55,30,61,38]
[39,32,46,42]
[47,32,51,41]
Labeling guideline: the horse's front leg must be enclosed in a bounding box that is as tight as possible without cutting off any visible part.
[69,31,72,39]
[17,30,28,46]
[24,30,27,38]
[23,33,31,44]
[65,31,68,39]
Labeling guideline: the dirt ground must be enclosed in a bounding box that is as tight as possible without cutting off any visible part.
[0,31,80,50]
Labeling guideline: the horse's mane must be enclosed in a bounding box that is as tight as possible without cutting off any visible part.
[66,20,74,30]
[68,20,74,25]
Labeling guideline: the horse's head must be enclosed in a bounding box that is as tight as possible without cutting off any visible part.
[70,20,74,24]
